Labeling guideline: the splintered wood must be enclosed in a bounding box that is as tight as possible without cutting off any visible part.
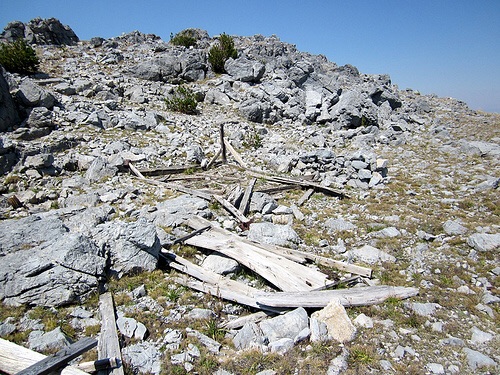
[165,215,418,311]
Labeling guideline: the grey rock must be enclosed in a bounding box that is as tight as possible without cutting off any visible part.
[26,107,54,128]
[405,302,441,317]
[310,317,329,342]
[53,81,76,95]
[247,222,300,248]
[463,347,497,371]
[324,218,357,232]
[233,322,266,351]
[467,233,500,252]
[259,307,308,343]
[425,363,445,374]
[249,192,278,213]
[186,328,221,353]
[225,57,265,82]
[84,157,118,183]
[205,89,231,105]
[185,144,205,164]
[294,327,311,344]
[92,218,160,277]
[202,252,240,275]
[379,360,395,372]
[24,17,79,45]
[353,313,373,328]
[443,220,468,235]
[149,195,209,228]
[0,70,19,131]
[0,320,16,337]
[28,327,71,352]
[116,315,139,338]
[0,230,106,306]
[122,342,162,375]
[16,79,56,109]
[24,153,54,169]
[268,337,294,354]
[70,307,93,319]
[187,308,215,320]
[372,226,401,238]
[327,348,349,375]
[470,327,493,345]
[345,244,396,264]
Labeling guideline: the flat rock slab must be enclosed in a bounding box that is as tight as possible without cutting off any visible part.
[259,307,309,343]
[345,244,396,264]
[311,299,357,343]
[467,233,500,252]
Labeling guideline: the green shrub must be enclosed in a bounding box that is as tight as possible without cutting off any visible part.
[208,33,237,74]
[170,30,198,48]
[165,85,198,114]
[0,39,39,74]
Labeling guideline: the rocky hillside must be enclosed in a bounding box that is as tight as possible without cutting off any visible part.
[0,19,499,375]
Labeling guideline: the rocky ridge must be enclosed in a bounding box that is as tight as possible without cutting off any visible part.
[0,19,498,374]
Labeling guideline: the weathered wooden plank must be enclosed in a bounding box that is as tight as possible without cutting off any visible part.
[248,171,349,199]
[0,338,89,375]
[297,188,314,206]
[162,252,261,297]
[174,277,283,314]
[213,194,250,224]
[220,124,227,163]
[138,164,200,176]
[185,217,330,291]
[223,138,247,168]
[256,286,419,308]
[128,161,145,179]
[238,178,257,215]
[222,311,273,330]
[206,148,222,170]
[98,292,125,375]
[16,337,97,375]
[77,358,119,372]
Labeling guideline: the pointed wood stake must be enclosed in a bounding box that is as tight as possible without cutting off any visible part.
[220,123,227,163]
[238,178,257,215]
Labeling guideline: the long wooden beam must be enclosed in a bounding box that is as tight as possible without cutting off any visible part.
[256,286,419,308]
[98,292,125,375]
[0,338,89,375]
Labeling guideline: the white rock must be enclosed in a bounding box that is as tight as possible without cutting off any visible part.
[345,245,396,264]
[311,299,356,343]
[353,313,373,328]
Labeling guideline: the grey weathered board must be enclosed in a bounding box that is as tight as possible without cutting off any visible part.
[98,292,125,375]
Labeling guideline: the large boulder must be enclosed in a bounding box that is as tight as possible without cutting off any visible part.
[0,215,106,307]
[25,18,79,45]
[225,57,265,83]
[0,70,19,131]
[16,79,56,109]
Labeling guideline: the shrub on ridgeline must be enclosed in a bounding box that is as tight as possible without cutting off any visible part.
[0,39,39,75]
[165,85,198,114]
[170,29,198,48]
[208,33,237,74]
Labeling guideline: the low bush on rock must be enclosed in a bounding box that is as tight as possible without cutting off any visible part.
[0,39,39,74]
[170,30,198,48]
[165,85,198,114]
[208,33,237,74]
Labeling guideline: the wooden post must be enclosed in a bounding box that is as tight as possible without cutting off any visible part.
[239,178,257,215]
[98,292,125,375]
[16,337,97,375]
[220,123,227,163]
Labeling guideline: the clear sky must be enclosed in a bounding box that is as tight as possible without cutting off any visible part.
[2,0,499,113]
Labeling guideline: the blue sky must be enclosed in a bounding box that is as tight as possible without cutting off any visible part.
[2,1,499,113]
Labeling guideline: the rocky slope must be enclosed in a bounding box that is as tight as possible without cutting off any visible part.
[0,19,498,374]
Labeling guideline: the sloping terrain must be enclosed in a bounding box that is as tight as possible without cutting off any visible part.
[0,20,498,374]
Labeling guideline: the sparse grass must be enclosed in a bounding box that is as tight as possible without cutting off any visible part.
[203,318,227,341]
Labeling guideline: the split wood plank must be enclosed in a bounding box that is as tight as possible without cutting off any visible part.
[223,138,247,168]
[16,337,97,375]
[220,124,227,163]
[238,178,257,216]
[185,216,330,291]
[206,148,222,170]
[248,171,349,199]
[98,292,125,375]
[255,285,419,308]
[213,194,250,224]
[129,162,213,201]
[162,252,261,298]
[0,338,89,375]
[137,164,200,176]
[297,188,314,206]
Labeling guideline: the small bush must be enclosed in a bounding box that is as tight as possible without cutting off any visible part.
[208,33,237,74]
[165,85,198,114]
[170,30,198,48]
[0,39,39,74]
